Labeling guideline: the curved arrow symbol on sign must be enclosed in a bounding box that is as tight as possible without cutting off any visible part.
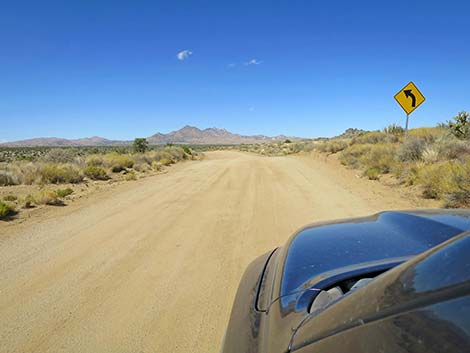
[404,89,416,107]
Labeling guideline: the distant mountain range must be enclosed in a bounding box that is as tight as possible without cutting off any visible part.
[2,126,297,147]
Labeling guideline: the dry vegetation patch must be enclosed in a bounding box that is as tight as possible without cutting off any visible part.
[0,144,202,220]
[314,112,470,208]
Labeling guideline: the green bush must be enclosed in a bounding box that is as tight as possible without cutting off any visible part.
[83,165,109,180]
[448,111,470,140]
[133,138,149,153]
[105,153,134,172]
[182,145,192,155]
[0,201,16,220]
[56,188,74,198]
[40,163,83,184]
[364,168,380,180]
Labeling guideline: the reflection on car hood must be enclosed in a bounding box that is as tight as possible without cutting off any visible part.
[281,210,470,298]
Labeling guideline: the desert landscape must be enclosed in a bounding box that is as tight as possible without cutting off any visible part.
[2,1,470,352]
[1,116,469,352]
[0,147,440,353]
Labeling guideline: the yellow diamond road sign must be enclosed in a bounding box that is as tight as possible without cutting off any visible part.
[394,81,425,115]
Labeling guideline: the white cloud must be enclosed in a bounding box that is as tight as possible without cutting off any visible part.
[177,50,193,61]
[244,59,262,66]
[227,63,236,68]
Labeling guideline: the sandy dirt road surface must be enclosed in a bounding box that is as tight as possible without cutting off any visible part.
[0,151,435,353]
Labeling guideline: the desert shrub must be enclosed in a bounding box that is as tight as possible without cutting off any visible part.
[393,162,424,186]
[315,142,327,153]
[434,134,470,160]
[339,144,373,168]
[41,148,75,163]
[0,201,16,219]
[133,163,150,172]
[40,163,83,184]
[0,170,20,186]
[20,163,42,185]
[131,153,150,166]
[86,155,105,167]
[124,172,137,181]
[445,190,470,208]
[329,140,349,153]
[403,165,419,186]
[418,160,470,204]
[56,188,74,198]
[397,137,425,161]
[300,142,315,152]
[83,165,109,180]
[340,143,397,174]
[181,145,193,155]
[408,127,445,143]
[21,194,35,208]
[421,146,439,163]
[3,195,18,201]
[159,158,174,166]
[418,162,457,199]
[364,168,380,180]
[362,143,398,173]
[442,160,470,208]
[166,147,186,160]
[448,111,470,140]
[34,189,61,205]
[352,131,398,145]
[316,140,349,153]
[104,153,134,172]
[151,161,163,171]
[383,124,405,136]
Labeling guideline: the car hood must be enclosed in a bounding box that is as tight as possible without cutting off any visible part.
[260,210,470,353]
[277,210,470,306]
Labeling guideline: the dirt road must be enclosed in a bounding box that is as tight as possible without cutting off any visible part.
[0,151,434,353]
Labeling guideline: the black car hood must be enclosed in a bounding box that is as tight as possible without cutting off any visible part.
[222,209,470,353]
[278,210,470,303]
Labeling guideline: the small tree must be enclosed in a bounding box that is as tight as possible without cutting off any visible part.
[448,111,470,140]
[133,138,149,153]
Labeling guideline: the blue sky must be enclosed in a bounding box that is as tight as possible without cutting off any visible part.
[1,0,469,141]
